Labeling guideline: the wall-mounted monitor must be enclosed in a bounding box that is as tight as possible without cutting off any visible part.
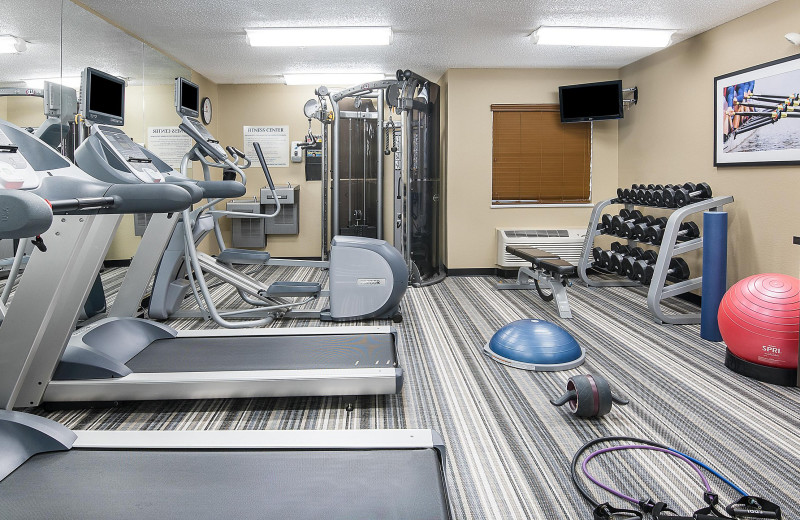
[175,77,199,118]
[558,80,623,123]
[81,67,125,126]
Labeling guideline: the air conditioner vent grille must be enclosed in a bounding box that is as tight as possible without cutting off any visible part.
[496,228,586,267]
[504,230,570,238]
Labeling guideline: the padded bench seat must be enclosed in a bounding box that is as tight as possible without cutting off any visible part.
[497,247,576,319]
[505,246,559,263]
[538,258,577,276]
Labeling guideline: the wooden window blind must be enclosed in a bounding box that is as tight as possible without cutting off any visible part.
[491,104,591,204]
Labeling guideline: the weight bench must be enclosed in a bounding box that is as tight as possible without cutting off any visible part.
[495,246,577,319]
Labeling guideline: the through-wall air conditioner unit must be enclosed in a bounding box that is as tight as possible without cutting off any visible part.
[496,228,586,267]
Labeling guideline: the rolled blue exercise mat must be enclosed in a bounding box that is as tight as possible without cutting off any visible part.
[700,211,728,341]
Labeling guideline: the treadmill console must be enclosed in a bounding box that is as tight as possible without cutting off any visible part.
[0,127,40,190]
[93,125,165,183]
[182,116,227,159]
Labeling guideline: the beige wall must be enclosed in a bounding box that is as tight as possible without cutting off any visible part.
[189,72,222,255]
[191,73,220,146]
[4,96,46,129]
[439,71,449,265]
[0,97,6,119]
[216,83,328,259]
[619,0,800,284]
[444,68,620,269]
[104,84,158,260]
[107,74,219,259]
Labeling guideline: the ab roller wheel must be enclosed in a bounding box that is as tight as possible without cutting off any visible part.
[550,374,629,418]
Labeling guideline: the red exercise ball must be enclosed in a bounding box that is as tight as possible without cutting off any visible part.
[719,273,799,385]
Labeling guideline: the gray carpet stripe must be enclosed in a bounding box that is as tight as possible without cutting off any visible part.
[3,266,799,519]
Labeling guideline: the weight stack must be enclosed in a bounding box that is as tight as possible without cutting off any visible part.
[701,211,728,341]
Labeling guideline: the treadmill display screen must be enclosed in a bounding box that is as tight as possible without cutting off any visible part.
[83,68,125,126]
[89,74,124,117]
[176,77,200,117]
[181,82,199,112]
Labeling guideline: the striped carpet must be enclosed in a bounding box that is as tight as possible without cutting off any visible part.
[8,265,800,519]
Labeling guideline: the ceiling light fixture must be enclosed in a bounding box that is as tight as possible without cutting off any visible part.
[786,32,800,45]
[0,34,27,53]
[283,72,388,86]
[247,26,392,47]
[24,77,82,90]
[531,26,675,48]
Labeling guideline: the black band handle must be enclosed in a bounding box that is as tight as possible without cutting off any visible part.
[49,197,116,213]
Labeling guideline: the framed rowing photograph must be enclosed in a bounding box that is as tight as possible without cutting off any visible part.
[714,52,800,167]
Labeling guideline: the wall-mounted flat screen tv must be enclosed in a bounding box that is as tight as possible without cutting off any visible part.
[559,80,623,122]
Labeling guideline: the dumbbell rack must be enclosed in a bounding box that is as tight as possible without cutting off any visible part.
[577,195,734,324]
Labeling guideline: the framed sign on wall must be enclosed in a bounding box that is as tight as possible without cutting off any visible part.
[714,52,800,167]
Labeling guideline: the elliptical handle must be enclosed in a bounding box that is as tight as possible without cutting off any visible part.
[179,122,226,162]
[226,145,246,159]
[252,142,276,192]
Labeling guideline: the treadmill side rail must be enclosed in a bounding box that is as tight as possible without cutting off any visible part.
[0,410,76,481]
[71,428,442,450]
[44,367,403,402]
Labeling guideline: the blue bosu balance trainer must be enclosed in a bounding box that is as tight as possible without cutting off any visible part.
[484,319,585,371]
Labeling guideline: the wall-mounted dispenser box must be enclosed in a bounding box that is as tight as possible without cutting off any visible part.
[226,199,266,248]
[261,185,300,235]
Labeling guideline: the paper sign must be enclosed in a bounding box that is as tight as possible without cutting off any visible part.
[146,127,192,170]
[243,126,289,167]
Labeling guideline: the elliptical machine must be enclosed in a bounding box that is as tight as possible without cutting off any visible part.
[148,78,407,327]
[105,77,407,328]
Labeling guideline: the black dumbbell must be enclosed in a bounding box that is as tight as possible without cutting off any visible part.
[599,213,617,234]
[642,185,665,205]
[600,243,631,268]
[593,242,626,269]
[628,184,647,203]
[651,190,666,207]
[593,245,624,269]
[651,185,682,207]
[618,215,655,238]
[615,187,633,203]
[673,182,712,207]
[642,257,691,285]
[610,209,644,235]
[609,246,644,274]
[632,217,668,242]
[647,221,700,246]
[663,182,712,208]
[623,250,658,279]
[592,247,606,268]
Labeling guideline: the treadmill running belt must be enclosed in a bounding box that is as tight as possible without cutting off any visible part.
[126,333,398,372]
[0,448,450,519]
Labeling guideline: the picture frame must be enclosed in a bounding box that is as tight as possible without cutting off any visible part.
[714,52,800,167]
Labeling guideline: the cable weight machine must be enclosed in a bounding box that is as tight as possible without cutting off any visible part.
[306,69,444,286]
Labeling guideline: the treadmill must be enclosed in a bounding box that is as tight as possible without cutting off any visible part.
[0,173,450,520]
[10,68,403,407]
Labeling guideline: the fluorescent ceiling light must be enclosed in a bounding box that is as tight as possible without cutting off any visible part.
[247,27,392,47]
[284,73,388,86]
[531,26,675,48]
[25,77,82,90]
[0,35,26,53]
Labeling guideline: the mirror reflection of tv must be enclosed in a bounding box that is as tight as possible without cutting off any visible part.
[82,67,125,126]
[175,77,199,118]
[559,80,623,123]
